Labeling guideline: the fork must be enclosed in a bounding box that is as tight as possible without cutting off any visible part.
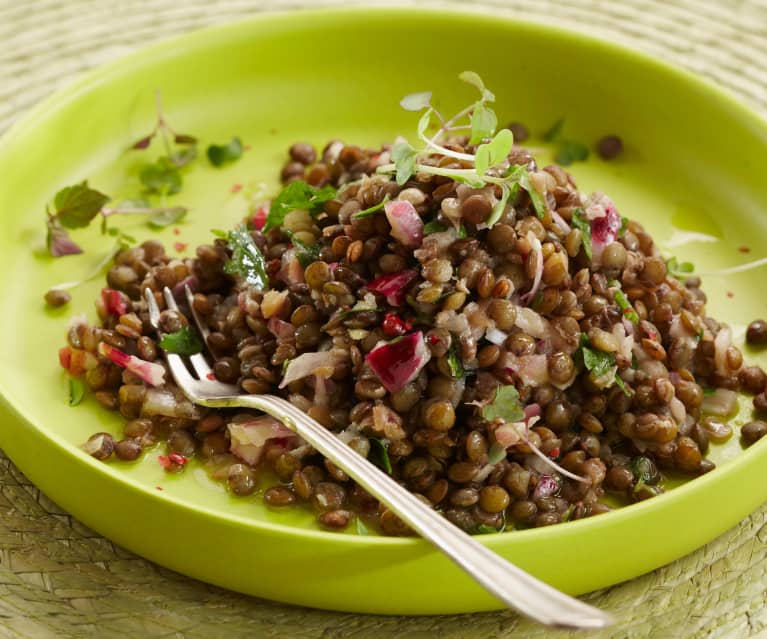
[145,285,614,629]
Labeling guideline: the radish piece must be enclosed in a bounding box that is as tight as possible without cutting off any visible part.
[366,331,431,393]
[98,342,165,387]
[366,270,419,306]
[384,200,424,248]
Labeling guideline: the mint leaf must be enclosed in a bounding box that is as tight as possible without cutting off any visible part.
[352,194,390,219]
[475,128,513,176]
[53,182,110,229]
[571,208,592,261]
[148,207,187,229]
[619,216,629,237]
[469,103,498,145]
[207,137,243,167]
[369,438,392,474]
[68,378,84,406]
[265,180,337,232]
[391,142,417,186]
[223,225,269,289]
[555,141,589,166]
[457,224,468,238]
[482,385,524,423]
[159,326,203,355]
[140,157,182,195]
[400,91,432,111]
[544,118,565,142]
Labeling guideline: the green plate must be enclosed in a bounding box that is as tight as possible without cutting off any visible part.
[1,7,766,616]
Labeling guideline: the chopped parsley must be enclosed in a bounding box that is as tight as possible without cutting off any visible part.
[221,225,269,290]
[264,180,337,231]
[159,326,204,355]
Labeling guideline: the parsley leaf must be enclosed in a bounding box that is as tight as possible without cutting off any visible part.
[222,225,269,289]
[400,91,432,111]
[424,220,447,235]
[613,286,639,323]
[68,378,85,406]
[570,208,592,261]
[391,141,418,186]
[513,166,546,219]
[554,141,589,166]
[140,157,182,195]
[290,234,321,267]
[582,346,616,379]
[447,345,464,378]
[475,128,513,176]
[207,137,243,167]
[369,438,392,474]
[53,182,110,229]
[265,180,337,232]
[352,194,390,219]
[159,326,204,355]
[476,524,502,534]
[481,385,524,423]
[469,103,498,145]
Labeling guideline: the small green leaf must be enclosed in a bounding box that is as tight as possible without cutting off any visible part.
[613,286,639,323]
[515,167,546,219]
[170,145,198,168]
[417,108,433,137]
[369,438,392,474]
[356,517,370,535]
[53,182,110,229]
[458,71,495,102]
[619,216,629,237]
[543,118,565,142]
[391,142,418,186]
[400,91,432,111]
[571,208,593,261]
[487,441,507,465]
[265,180,338,231]
[703,387,716,397]
[148,207,187,229]
[222,224,269,289]
[475,128,514,176]
[424,220,448,235]
[482,385,524,424]
[457,224,468,238]
[207,137,243,167]
[614,375,631,397]
[68,378,84,406]
[469,103,498,145]
[476,524,501,534]
[555,141,589,166]
[486,182,511,227]
[582,346,616,378]
[447,346,464,378]
[140,157,182,195]
[352,194,390,219]
[289,233,321,267]
[159,326,204,355]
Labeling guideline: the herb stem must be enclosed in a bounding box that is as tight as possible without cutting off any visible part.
[432,104,475,143]
[418,132,476,162]
[377,162,507,185]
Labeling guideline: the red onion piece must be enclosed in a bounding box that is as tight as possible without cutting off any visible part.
[586,194,622,264]
[267,317,296,341]
[252,207,267,230]
[366,270,419,306]
[384,200,424,248]
[277,247,304,286]
[98,342,165,387]
[101,288,127,317]
[172,275,199,300]
[228,415,294,465]
[532,474,561,500]
[58,346,98,376]
[280,351,337,388]
[366,331,431,393]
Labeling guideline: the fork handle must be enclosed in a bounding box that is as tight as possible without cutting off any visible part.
[217,393,612,629]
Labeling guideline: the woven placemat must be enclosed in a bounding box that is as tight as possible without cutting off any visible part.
[2,1,767,637]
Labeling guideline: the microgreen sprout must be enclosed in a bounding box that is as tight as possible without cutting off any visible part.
[130,90,198,166]
[376,72,546,220]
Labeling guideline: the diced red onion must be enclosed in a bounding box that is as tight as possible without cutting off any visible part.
[586,193,622,265]
[228,415,295,465]
[277,248,304,286]
[501,353,549,387]
[58,346,98,376]
[172,275,199,300]
[101,288,127,317]
[366,270,418,306]
[384,200,424,248]
[280,351,337,388]
[494,422,523,448]
[267,317,295,341]
[524,403,542,421]
[701,387,738,418]
[252,207,267,230]
[98,342,165,387]
[532,474,561,500]
[365,331,431,393]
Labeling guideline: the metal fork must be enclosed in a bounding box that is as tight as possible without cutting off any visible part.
[145,285,614,629]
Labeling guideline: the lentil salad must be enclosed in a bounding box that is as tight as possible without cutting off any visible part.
[59,74,767,536]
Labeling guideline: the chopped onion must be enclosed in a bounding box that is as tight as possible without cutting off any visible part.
[714,326,733,376]
[366,331,431,393]
[142,388,202,419]
[98,342,165,387]
[521,231,543,305]
[280,351,337,388]
[228,414,294,465]
[277,247,304,285]
[384,200,424,248]
[551,211,571,235]
[267,317,295,341]
[485,327,508,346]
[701,387,739,418]
[502,353,549,387]
[514,306,548,338]
[366,270,418,306]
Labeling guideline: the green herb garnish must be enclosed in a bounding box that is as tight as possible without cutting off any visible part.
[424,220,447,235]
[666,256,695,279]
[289,234,321,267]
[543,118,565,142]
[580,341,630,396]
[207,137,244,167]
[481,385,524,424]
[475,128,513,176]
[476,524,502,534]
[554,140,589,166]
[159,326,204,355]
[612,285,639,323]
[487,441,507,465]
[264,180,338,232]
[352,194,390,219]
[369,438,392,474]
[571,208,592,261]
[391,142,418,185]
[52,182,110,229]
[356,517,370,535]
[222,225,269,289]
[68,378,84,407]
[140,156,183,195]
[447,345,464,378]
